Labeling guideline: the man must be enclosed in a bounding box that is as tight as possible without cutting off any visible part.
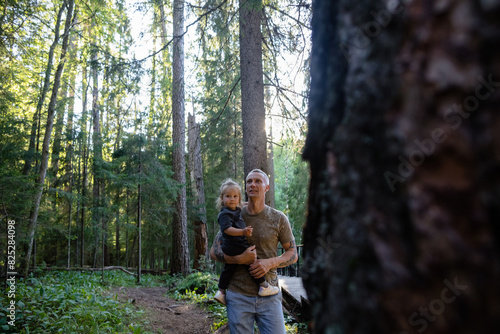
[210,169,298,334]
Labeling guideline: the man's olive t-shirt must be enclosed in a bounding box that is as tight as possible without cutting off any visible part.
[227,205,295,297]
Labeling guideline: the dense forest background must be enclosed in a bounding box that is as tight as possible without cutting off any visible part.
[0,0,311,276]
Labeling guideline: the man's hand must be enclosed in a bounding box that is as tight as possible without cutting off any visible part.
[247,240,298,279]
[210,232,258,264]
[235,245,257,265]
[249,258,273,279]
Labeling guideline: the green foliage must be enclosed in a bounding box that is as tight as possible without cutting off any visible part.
[166,271,218,295]
[274,139,309,244]
[284,314,310,334]
[165,271,227,330]
[0,271,148,333]
[100,269,165,288]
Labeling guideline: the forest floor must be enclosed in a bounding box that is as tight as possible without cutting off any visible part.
[111,286,215,334]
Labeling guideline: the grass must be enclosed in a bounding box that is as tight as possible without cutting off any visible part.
[0,270,153,334]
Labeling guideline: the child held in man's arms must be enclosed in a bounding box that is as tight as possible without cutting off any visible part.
[213,179,279,305]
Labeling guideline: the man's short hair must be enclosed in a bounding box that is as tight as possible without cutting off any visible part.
[247,169,270,185]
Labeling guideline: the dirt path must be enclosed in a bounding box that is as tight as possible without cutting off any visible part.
[112,287,214,334]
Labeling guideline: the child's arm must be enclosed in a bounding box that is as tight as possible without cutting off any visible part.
[224,226,253,237]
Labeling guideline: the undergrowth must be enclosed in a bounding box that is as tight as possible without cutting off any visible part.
[165,271,227,331]
[0,270,156,334]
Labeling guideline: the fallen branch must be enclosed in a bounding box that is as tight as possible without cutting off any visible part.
[38,266,138,276]
[155,306,181,314]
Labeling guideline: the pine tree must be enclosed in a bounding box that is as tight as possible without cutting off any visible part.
[170,0,190,275]
[239,0,269,199]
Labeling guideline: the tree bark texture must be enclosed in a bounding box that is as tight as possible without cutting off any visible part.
[188,114,209,270]
[24,0,75,275]
[302,1,500,333]
[170,0,190,275]
[239,0,270,200]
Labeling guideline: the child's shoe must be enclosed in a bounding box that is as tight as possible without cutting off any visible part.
[214,290,226,305]
[258,284,279,296]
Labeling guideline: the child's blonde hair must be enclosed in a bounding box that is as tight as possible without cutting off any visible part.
[216,178,243,210]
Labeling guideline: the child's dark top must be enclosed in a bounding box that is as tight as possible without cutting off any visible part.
[218,207,251,256]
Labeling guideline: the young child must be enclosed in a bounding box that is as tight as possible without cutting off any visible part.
[213,178,279,305]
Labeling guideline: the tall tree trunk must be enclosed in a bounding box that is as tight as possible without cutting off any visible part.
[233,119,238,179]
[80,128,89,267]
[126,187,130,267]
[114,182,121,266]
[79,51,90,267]
[91,16,104,269]
[101,55,110,267]
[101,153,108,267]
[76,140,81,266]
[130,233,137,268]
[24,0,75,275]
[65,32,77,269]
[267,111,275,207]
[302,1,500,333]
[64,73,75,270]
[24,111,40,176]
[188,113,208,270]
[22,3,66,176]
[158,1,172,270]
[66,194,72,269]
[239,0,270,202]
[112,109,122,266]
[170,0,189,275]
[137,153,142,283]
[50,76,69,187]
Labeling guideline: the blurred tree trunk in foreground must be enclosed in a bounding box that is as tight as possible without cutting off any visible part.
[303,0,500,333]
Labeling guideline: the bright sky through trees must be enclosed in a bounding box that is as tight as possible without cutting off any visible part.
[122,0,310,142]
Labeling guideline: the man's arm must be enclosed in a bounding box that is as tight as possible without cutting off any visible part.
[276,239,298,268]
[209,231,256,265]
[248,239,298,279]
